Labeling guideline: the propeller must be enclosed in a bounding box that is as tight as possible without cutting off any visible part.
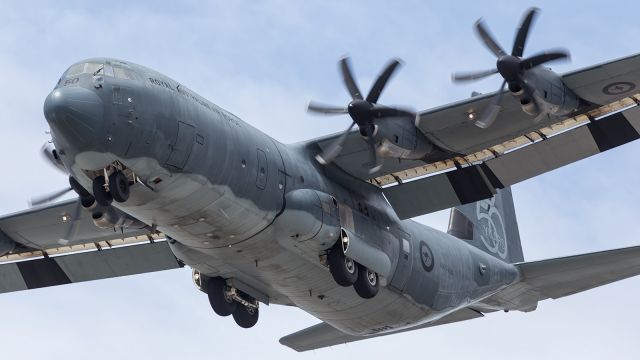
[41,142,66,173]
[29,186,73,207]
[308,57,415,173]
[452,7,570,128]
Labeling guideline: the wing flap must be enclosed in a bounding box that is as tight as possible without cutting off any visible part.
[280,307,483,352]
[0,241,181,294]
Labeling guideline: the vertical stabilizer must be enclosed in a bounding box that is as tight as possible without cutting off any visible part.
[448,187,523,263]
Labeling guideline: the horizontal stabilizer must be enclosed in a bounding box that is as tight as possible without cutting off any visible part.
[280,307,483,352]
[517,244,640,300]
[480,244,640,312]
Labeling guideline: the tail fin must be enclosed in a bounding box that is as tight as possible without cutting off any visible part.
[447,187,524,263]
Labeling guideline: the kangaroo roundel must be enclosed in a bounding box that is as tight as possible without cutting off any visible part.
[476,198,508,259]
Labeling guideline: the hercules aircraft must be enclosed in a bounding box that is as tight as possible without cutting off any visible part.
[3,8,640,351]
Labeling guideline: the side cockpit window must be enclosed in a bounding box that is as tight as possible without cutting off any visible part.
[113,66,137,80]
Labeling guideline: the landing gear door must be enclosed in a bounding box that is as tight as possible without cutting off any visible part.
[389,227,413,291]
[166,121,195,170]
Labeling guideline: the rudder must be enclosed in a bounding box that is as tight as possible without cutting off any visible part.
[447,187,524,263]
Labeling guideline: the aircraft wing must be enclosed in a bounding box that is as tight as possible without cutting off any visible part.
[477,245,640,312]
[279,307,483,352]
[0,199,182,294]
[311,53,640,219]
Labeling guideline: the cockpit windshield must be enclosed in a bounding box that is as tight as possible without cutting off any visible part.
[62,62,137,80]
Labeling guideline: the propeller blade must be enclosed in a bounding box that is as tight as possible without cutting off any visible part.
[315,121,357,165]
[452,68,499,82]
[339,57,363,100]
[370,104,415,119]
[29,186,73,207]
[366,58,402,104]
[363,125,383,174]
[475,80,506,129]
[511,7,539,57]
[307,101,348,114]
[520,49,570,70]
[41,142,66,173]
[474,19,507,58]
[59,199,82,245]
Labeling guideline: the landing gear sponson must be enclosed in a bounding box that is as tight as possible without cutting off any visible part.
[193,271,260,329]
[327,239,380,299]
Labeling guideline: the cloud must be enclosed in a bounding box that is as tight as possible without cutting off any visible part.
[1,1,640,359]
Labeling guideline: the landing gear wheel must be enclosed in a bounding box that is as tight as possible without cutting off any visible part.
[232,304,259,329]
[328,242,358,287]
[206,277,237,317]
[109,171,130,203]
[353,265,379,299]
[92,175,112,206]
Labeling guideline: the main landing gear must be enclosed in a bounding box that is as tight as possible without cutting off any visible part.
[328,240,379,299]
[204,275,259,328]
[92,168,131,206]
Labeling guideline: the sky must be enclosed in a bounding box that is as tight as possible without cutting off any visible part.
[1,1,640,358]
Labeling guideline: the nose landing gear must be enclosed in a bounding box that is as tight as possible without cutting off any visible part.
[89,163,133,206]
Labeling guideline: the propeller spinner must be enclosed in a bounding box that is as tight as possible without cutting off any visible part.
[308,57,414,173]
[452,7,570,128]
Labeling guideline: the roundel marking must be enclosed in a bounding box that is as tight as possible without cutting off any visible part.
[476,198,508,259]
[419,241,434,272]
[602,81,636,96]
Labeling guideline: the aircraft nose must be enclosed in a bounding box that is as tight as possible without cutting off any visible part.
[43,87,104,148]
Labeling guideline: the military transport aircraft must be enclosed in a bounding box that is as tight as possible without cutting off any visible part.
[3,8,640,351]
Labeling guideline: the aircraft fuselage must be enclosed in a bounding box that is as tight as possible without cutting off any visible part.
[44,58,519,335]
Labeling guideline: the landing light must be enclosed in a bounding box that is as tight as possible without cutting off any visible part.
[467,111,476,120]
[61,214,71,223]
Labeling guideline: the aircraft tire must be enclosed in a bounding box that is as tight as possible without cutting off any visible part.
[328,242,359,287]
[232,304,259,329]
[353,265,379,299]
[206,277,237,317]
[92,175,113,206]
[109,171,130,203]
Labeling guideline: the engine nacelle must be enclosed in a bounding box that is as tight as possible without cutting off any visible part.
[0,230,15,257]
[520,97,538,116]
[91,205,147,230]
[516,67,581,119]
[340,228,392,278]
[41,142,66,172]
[274,189,341,252]
[374,118,432,161]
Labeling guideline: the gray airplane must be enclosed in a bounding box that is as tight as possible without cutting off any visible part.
[3,8,640,351]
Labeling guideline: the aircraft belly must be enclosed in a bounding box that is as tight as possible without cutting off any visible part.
[77,154,281,250]
[175,224,435,335]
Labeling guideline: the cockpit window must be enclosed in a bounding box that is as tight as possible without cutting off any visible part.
[113,66,137,80]
[62,62,137,81]
[85,62,103,75]
[65,63,86,77]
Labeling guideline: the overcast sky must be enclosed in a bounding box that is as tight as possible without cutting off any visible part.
[1,1,640,358]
